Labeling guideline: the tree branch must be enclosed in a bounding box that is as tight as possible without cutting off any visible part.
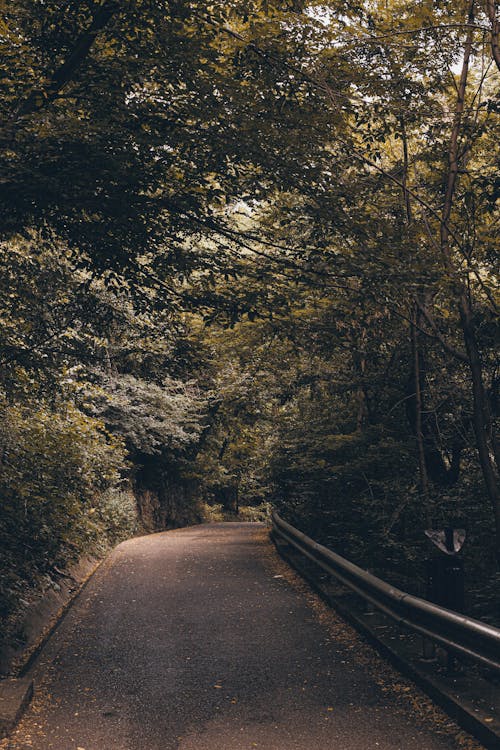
[416,301,469,363]
[12,1,118,126]
[486,0,500,72]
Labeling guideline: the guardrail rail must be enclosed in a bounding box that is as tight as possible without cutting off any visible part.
[271,512,500,674]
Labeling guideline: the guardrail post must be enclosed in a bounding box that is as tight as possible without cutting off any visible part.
[424,526,465,668]
[364,600,375,616]
[421,636,436,661]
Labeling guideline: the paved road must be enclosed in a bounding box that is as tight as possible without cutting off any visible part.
[3,524,477,750]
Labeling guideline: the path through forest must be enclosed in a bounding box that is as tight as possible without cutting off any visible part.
[2,524,482,750]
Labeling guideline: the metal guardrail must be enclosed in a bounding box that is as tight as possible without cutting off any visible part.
[272,512,500,674]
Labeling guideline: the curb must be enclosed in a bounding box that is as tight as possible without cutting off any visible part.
[0,555,106,738]
[17,557,105,679]
[272,533,500,750]
[0,679,34,739]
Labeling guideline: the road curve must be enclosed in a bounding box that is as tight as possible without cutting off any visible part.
[3,523,477,750]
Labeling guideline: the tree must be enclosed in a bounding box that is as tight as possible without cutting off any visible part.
[1,0,499,626]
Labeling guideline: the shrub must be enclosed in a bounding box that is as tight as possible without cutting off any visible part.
[0,400,128,622]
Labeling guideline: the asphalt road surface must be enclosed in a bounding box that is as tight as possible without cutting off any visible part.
[3,523,478,750]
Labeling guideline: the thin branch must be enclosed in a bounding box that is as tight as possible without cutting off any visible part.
[217,20,474,259]
[360,22,489,43]
[416,301,469,363]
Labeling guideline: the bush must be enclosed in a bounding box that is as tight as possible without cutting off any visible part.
[0,400,129,623]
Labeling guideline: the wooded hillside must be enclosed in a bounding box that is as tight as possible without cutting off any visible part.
[0,0,498,648]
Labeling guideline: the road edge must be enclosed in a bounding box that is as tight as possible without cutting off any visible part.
[271,532,500,750]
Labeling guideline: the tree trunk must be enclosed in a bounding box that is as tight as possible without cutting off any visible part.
[351,330,369,431]
[400,119,430,512]
[439,1,500,562]
[459,296,500,561]
[410,307,430,514]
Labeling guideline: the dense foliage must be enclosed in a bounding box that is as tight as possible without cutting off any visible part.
[0,0,498,643]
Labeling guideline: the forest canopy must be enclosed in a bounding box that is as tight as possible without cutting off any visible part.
[0,0,499,644]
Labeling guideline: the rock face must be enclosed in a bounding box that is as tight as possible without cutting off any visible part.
[134,468,202,531]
